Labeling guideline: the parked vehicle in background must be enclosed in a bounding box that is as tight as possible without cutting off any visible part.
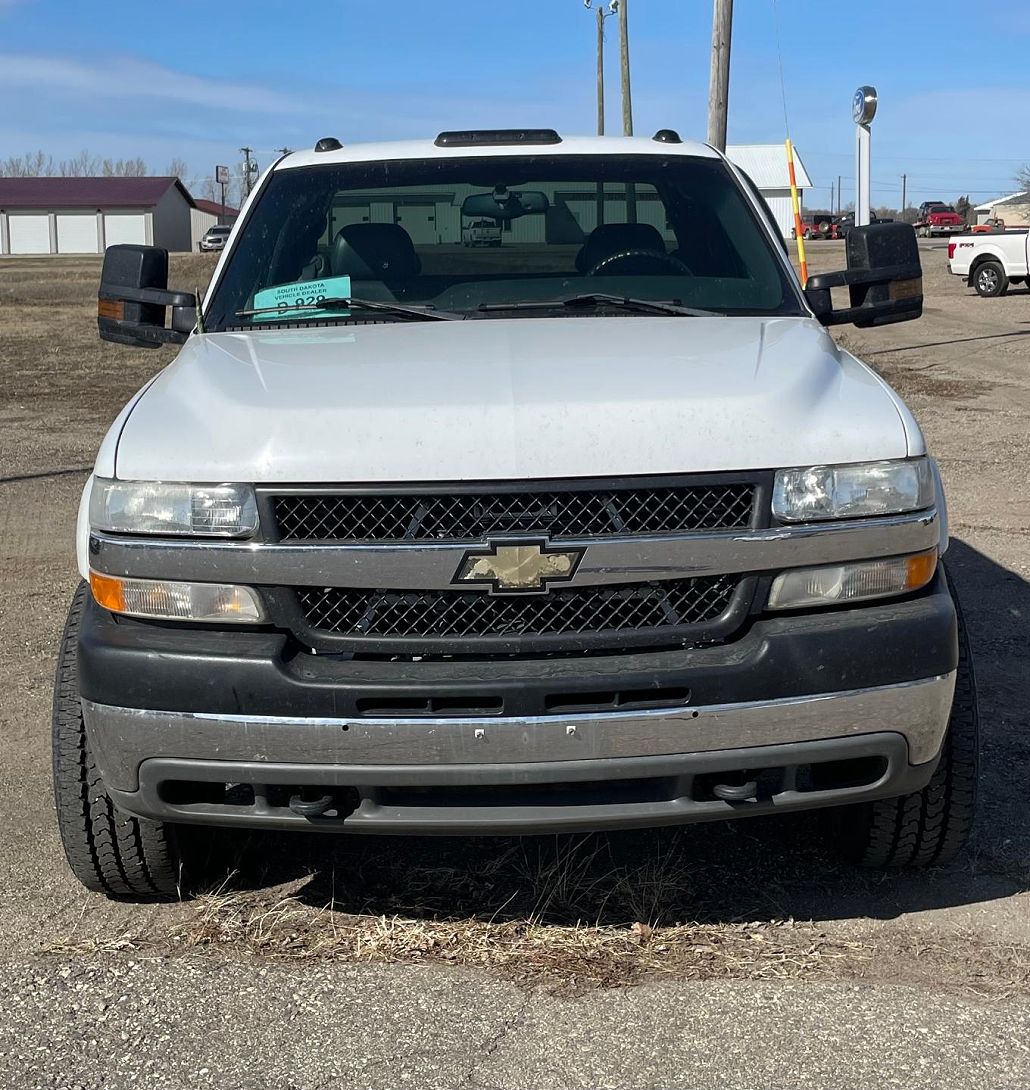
[971,218,1006,235]
[839,213,893,237]
[461,219,503,247]
[914,204,965,238]
[56,129,977,900]
[794,214,841,241]
[199,225,232,252]
[949,230,1030,296]
[917,201,948,219]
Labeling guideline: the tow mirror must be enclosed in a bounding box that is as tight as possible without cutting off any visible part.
[805,222,922,328]
[98,245,197,349]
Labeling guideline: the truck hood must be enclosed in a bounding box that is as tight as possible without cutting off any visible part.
[113,316,916,482]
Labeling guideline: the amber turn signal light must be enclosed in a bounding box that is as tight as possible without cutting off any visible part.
[89,570,126,612]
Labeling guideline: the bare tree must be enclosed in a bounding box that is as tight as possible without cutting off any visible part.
[59,150,101,176]
[165,157,190,180]
[99,157,149,177]
[1017,164,1030,192]
[0,148,156,178]
[0,150,55,176]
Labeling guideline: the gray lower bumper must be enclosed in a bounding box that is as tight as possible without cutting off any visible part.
[83,674,955,835]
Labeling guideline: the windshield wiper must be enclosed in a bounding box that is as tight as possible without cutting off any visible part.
[234,297,464,322]
[476,293,721,318]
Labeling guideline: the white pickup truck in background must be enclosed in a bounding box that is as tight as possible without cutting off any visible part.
[949,230,1030,297]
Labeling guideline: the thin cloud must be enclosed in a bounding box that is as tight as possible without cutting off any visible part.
[0,53,301,114]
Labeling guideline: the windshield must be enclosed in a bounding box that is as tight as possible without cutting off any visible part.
[204,154,804,331]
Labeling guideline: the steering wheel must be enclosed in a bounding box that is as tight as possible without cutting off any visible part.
[587,249,693,277]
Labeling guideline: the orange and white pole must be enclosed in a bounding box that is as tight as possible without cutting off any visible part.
[786,138,808,286]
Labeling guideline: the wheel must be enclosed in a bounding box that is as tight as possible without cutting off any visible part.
[835,577,978,868]
[52,583,191,900]
[974,260,1008,298]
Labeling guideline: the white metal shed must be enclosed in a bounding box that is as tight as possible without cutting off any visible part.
[0,177,197,255]
[726,144,814,237]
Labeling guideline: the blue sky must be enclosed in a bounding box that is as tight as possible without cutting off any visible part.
[1,0,1027,208]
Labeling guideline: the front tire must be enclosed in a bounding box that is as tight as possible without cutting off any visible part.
[52,584,189,900]
[835,582,978,868]
[974,260,1008,297]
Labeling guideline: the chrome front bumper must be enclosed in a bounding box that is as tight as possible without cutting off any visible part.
[84,672,954,793]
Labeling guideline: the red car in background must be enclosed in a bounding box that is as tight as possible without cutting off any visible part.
[793,214,841,240]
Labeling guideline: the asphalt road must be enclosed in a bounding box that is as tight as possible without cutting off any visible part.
[1,245,1029,1089]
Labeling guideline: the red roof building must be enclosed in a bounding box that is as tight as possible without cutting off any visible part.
[0,176,231,254]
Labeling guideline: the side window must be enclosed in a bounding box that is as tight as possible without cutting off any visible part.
[738,171,788,255]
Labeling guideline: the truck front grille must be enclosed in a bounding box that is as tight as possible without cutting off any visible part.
[296,576,738,642]
[271,482,755,543]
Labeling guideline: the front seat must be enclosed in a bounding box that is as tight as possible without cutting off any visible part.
[575,223,666,274]
[330,223,422,280]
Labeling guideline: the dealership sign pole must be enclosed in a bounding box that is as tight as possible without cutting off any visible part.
[215,165,230,223]
[853,86,877,227]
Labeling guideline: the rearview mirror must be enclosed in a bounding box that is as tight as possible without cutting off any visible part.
[98,244,197,349]
[804,223,922,328]
[461,189,549,222]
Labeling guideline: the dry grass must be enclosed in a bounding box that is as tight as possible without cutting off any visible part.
[44,830,1030,998]
[53,885,871,992]
[50,883,1030,999]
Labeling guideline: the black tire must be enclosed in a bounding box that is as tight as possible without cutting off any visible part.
[52,583,188,900]
[836,579,978,868]
[973,260,1009,298]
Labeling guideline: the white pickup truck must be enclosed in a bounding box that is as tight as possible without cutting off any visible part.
[54,129,977,900]
[949,230,1030,296]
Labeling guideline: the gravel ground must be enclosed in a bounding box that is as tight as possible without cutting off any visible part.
[0,242,1028,1088]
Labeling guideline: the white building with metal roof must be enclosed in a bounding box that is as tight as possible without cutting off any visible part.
[973,191,1030,227]
[725,145,813,238]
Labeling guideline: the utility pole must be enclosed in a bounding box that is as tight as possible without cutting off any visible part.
[275,146,293,158]
[584,1,616,136]
[240,146,257,198]
[901,173,907,214]
[596,8,605,136]
[837,175,842,215]
[585,1,617,228]
[616,0,633,136]
[707,0,733,151]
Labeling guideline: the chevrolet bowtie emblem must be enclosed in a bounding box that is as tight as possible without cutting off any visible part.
[454,540,583,595]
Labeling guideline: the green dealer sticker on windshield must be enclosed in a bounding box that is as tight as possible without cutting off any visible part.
[251,275,352,320]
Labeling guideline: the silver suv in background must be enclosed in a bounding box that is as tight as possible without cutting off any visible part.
[199,225,232,252]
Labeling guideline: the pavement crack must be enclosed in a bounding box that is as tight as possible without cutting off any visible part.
[461,992,532,1088]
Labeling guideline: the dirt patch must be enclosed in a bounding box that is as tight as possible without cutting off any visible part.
[870,358,994,402]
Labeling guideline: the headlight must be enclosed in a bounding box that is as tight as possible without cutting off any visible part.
[768,549,937,611]
[772,458,934,523]
[90,572,266,623]
[89,478,258,537]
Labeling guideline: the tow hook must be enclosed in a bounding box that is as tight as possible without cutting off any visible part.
[713,779,759,803]
[288,790,336,817]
